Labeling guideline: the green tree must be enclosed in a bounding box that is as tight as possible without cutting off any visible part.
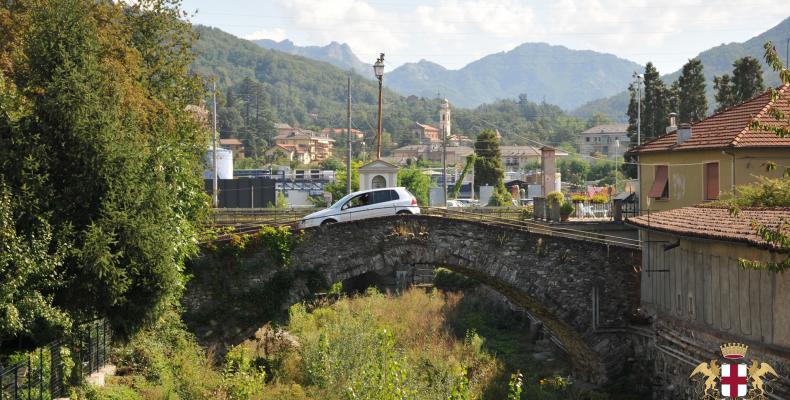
[713,74,737,112]
[714,57,765,112]
[473,130,505,193]
[585,113,612,129]
[557,157,590,186]
[675,58,707,123]
[324,161,361,202]
[627,62,671,145]
[732,56,765,103]
[0,0,208,342]
[397,166,431,206]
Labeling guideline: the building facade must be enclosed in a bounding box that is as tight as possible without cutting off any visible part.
[322,127,365,141]
[579,124,629,159]
[389,144,473,166]
[500,145,568,172]
[627,84,790,212]
[272,128,335,163]
[219,138,245,160]
[412,122,440,143]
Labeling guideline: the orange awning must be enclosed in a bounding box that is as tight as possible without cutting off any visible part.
[648,166,668,198]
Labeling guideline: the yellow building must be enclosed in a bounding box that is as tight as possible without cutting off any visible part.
[273,128,334,163]
[628,84,790,213]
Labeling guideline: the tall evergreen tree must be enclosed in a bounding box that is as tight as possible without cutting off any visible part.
[732,56,765,103]
[632,63,671,143]
[473,129,504,191]
[713,74,737,112]
[676,58,707,123]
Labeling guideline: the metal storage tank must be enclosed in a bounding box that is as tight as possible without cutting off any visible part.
[203,148,233,180]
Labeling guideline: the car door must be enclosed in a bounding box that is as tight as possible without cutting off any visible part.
[340,192,374,222]
[369,189,396,217]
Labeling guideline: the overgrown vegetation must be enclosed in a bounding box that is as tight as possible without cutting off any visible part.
[0,0,208,347]
[80,288,603,399]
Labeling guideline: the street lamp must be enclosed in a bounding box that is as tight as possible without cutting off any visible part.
[373,53,385,159]
[615,138,620,192]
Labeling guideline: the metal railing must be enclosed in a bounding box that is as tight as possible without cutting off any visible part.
[207,205,640,249]
[0,320,110,400]
[422,207,640,249]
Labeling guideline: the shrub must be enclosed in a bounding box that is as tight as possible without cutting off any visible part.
[560,202,575,216]
[590,193,609,204]
[546,191,564,206]
[570,194,587,203]
[488,184,513,206]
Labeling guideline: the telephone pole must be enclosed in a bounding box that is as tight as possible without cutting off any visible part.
[346,76,352,194]
[212,79,219,208]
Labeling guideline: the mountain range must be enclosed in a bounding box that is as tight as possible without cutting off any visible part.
[253,38,370,75]
[248,16,790,122]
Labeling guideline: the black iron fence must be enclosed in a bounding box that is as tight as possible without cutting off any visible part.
[0,320,110,400]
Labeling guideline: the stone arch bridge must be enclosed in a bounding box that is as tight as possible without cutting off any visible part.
[289,215,641,383]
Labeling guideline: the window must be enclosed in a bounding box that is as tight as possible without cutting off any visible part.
[343,192,371,209]
[704,162,719,200]
[372,189,392,204]
[585,137,590,142]
[602,146,609,154]
[372,175,386,189]
[648,165,669,200]
[389,190,400,200]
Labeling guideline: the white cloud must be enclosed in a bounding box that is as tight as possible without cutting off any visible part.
[244,28,288,41]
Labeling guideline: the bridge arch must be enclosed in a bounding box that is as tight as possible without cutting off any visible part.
[291,215,640,384]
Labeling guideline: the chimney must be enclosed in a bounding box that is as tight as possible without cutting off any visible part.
[666,112,677,134]
[677,123,692,144]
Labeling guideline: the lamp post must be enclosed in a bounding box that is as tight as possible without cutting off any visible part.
[615,138,620,192]
[632,72,643,208]
[373,53,385,160]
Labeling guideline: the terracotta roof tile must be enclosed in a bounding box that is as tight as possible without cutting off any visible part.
[629,84,790,154]
[626,206,790,249]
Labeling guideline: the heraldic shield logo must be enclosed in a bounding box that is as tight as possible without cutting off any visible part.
[689,343,779,399]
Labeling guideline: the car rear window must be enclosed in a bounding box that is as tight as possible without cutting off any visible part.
[372,190,392,204]
[389,190,400,200]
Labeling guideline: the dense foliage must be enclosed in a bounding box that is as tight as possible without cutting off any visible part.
[674,58,708,123]
[0,0,208,345]
[473,130,511,206]
[714,57,766,112]
[397,166,432,206]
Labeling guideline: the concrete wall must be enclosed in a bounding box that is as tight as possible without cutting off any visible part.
[640,231,790,348]
[638,148,788,212]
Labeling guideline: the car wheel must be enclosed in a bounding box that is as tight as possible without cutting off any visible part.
[396,210,412,216]
[321,219,337,226]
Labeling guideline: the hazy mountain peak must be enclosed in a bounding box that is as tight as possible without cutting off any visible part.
[252,38,369,74]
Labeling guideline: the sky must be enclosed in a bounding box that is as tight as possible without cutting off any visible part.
[181,0,790,73]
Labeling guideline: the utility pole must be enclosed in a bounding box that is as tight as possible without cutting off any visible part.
[633,72,643,211]
[346,76,352,194]
[442,116,448,208]
[212,79,219,208]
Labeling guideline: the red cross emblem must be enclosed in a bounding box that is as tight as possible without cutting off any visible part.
[720,363,748,398]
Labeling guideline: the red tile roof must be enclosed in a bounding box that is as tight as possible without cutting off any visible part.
[629,84,790,154]
[627,206,790,249]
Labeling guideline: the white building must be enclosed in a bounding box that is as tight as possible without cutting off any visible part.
[578,124,629,160]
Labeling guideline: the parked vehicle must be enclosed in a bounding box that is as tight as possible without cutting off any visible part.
[298,187,420,228]
[454,199,478,207]
[446,200,465,208]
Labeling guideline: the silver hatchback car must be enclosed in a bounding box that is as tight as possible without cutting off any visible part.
[298,187,421,228]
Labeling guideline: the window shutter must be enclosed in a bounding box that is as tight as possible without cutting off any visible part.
[706,163,719,200]
[649,166,669,199]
